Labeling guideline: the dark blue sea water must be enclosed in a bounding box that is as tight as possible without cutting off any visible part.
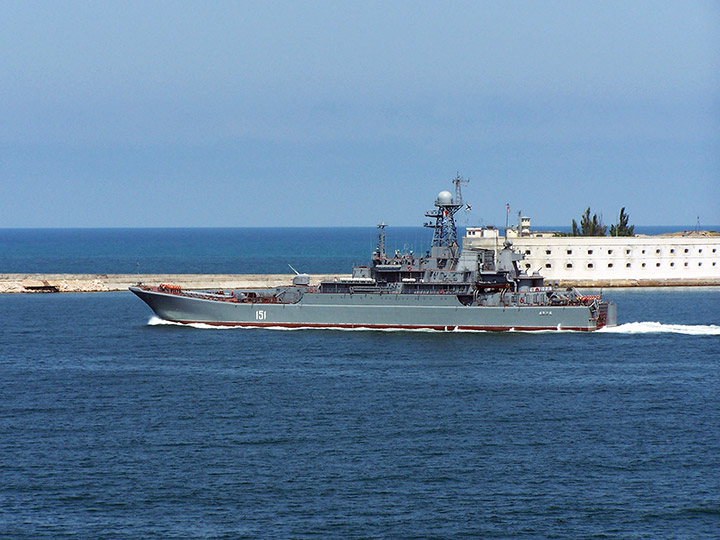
[0,228,436,274]
[1,229,719,538]
[2,226,716,274]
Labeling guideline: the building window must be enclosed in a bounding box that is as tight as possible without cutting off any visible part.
[545,263,552,268]
[608,249,613,254]
[713,249,717,253]
[684,262,688,267]
[525,250,531,255]
[626,263,631,268]
[713,262,717,266]
[642,263,646,268]
[588,263,594,268]
[608,263,614,268]
[699,262,703,266]
[656,249,661,254]
[671,262,675,267]
[699,249,703,254]
[545,249,551,255]
[588,249,593,255]
[684,248,689,253]
[566,263,573,268]
[656,263,661,267]
[670,249,675,254]
[642,249,646,254]
[567,250,573,255]
[626,249,631,255]
[525,263,531,269]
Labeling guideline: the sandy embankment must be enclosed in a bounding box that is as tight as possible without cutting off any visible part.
[2,274,719,293]
[0,274,350,293]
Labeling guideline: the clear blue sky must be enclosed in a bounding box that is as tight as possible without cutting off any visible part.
[1,1,718,228]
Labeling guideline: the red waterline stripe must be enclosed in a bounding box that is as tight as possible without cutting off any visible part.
[170,321,593,332]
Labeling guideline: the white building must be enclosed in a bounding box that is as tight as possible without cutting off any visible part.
[464,222,720,286]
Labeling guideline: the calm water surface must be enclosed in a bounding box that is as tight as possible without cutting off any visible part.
[1,287,719,539]
[2,226,713,274]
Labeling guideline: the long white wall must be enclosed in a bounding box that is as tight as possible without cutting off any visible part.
[464,231,720,285]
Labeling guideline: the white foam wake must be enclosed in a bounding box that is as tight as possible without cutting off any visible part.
[599,321,720,335]
[147,317,719,335]
[147,316,237,330]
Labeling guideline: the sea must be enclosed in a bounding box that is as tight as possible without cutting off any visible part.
[1,228,719,539]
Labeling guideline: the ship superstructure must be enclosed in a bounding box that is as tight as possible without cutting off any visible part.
[131,176,617,331]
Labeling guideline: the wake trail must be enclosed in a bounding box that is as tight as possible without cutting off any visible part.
[148,317,719,335]
[598,321,720,336]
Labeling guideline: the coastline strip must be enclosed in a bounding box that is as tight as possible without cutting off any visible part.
[1,274,719,293]
[0,274,349,294]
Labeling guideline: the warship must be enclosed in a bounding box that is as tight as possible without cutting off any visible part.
[131,176,617,331]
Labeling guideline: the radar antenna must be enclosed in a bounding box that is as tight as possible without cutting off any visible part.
[424,174,469,248]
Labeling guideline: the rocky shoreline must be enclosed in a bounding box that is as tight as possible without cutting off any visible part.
[0,274,349,294]
[1,274,718,293]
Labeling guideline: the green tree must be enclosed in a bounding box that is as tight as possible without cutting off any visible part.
[571,207,607,236]
[609,207,635,236]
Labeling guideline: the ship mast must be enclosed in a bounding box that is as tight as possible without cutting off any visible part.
[375,222,387,258]
[424,173,468,247]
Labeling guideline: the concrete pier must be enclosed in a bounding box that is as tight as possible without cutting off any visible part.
[0,274,350,294]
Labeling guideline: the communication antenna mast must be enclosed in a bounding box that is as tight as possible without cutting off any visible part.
[453,172,468,206]
[424,174,469,247]
[375,222,387,258]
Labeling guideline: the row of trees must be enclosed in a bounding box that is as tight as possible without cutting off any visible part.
[565,207,635,237]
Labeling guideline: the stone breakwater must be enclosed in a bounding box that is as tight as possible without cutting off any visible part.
[1,274,719,293]
[0,274,351,294]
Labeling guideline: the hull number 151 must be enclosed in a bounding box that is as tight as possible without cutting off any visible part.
[255,310,267,320]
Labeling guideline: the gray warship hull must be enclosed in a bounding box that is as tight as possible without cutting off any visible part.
[130,177,617,331]
[130,287,616,331]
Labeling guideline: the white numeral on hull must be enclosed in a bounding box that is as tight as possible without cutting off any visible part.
[255,309,267,320]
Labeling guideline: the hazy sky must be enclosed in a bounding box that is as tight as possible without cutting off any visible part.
[1,1,718,227]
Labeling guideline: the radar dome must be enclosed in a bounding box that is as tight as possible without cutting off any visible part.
[436,191,453,205]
